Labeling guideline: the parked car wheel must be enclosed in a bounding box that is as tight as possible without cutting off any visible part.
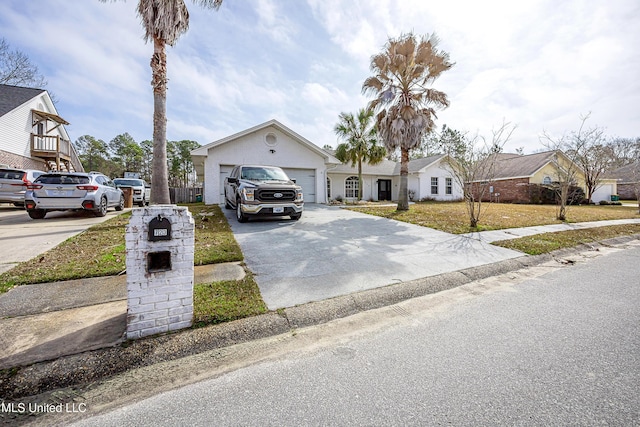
[95,197,108,217]
[138,198,145,208]
[236,200,248,223]
[290,213,302,221]
[27,209,46,219]
[116,194,125,211]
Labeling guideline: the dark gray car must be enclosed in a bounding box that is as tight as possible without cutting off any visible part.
[24,172,124,219]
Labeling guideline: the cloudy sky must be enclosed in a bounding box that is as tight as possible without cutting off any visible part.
[2,0,638,153]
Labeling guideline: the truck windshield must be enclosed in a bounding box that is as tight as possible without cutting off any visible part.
[241,167,289,181]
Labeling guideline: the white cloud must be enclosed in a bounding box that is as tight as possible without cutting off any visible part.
[1,0,638,155]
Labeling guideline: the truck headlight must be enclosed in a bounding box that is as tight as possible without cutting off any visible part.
[295,190,303,202]
[242,188,255,201]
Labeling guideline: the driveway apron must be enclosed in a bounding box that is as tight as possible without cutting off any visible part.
[223,204,522,310]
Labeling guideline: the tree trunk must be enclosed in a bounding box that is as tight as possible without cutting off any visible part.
[357,159,363,201]
[397,148,409,211]
[150,36,170,204]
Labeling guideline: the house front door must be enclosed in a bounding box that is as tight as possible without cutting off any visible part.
[378,179,392,201]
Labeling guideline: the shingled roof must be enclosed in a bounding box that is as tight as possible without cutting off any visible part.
[0,84,46,117]
[607,162,640,184]
[490,150,558,180]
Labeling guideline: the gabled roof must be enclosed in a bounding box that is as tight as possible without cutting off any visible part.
[491,150,558,180]
[406,154,446,173]
[329,154,449,176]
[330,158,398,175]
[0,84,46,117]
[192,119,340,164]
[607,162,640,184]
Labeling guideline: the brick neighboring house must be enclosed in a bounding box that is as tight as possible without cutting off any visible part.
[472,150,617,203]
[608,162,640,200]
[0,84,82,172]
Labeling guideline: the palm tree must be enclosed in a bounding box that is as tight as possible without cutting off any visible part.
[103,0,223,203]
[363,32,453,210]
[334,109,386,201]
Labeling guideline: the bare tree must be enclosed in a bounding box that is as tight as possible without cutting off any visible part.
[540,136,585,221]
[442,121,516,228]
[560,114,615,203]
[0,38,47,88]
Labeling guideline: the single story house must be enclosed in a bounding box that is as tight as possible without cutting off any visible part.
[191,120,463,204]
[472,150,617,203]
[608,162,639,200]
[0,84,82,172]
[191,120,341,204]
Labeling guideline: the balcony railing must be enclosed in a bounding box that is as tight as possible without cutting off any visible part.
[30,134,82,171]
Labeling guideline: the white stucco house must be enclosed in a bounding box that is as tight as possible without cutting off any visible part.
[191,120,341,204]
[191,120,463,205]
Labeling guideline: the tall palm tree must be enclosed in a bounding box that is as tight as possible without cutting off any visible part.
[334,108,386,201]
[104,0,223,203]
[363,32,453,210]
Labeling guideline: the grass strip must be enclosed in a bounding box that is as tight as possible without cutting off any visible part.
[193,273,268,326]
[492,224,640,255]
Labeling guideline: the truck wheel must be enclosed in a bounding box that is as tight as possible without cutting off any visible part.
[236,201,248,223]
[290,213,302,221]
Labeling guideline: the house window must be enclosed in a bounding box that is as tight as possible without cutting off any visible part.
[543,176,552,185]
[445,177,452,195]
[345,176,359,198]
[431,177,438,195]
[327,177,331,199]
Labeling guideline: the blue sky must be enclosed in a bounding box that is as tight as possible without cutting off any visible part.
[2,0,639,154]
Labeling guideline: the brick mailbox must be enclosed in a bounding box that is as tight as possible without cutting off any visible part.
[125,205,195,339]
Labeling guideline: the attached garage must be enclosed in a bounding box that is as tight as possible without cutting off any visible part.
[283,168,316,203]
[191,120,339,205]
[591,181,618,203]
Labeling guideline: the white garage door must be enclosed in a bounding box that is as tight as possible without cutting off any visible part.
[591,184,613,203]
[219,165,234,202]
[283,168,316,203]
[219,166,316,203]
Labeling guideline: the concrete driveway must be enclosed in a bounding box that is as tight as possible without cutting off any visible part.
[222,204,522,309]
[0,205,128,273]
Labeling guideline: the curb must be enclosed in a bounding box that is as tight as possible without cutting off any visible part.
[1,235,638,400]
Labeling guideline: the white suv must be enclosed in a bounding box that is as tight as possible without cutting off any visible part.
[24,172,124,219]
[0,168,45,206]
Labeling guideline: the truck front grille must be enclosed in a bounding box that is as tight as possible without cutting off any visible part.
[257,189,296,202]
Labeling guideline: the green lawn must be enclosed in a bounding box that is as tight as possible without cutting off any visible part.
[351,202,640,234]
[0,204,243,292]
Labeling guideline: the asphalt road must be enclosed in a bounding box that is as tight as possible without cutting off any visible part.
[0,205,128,273]
[68,242,640,426]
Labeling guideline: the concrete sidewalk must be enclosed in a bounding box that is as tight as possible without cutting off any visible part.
[0,262,245,369]
[462,218,640,243]
[0,218,639,374]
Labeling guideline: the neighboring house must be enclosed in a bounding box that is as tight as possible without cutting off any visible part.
[472,150,616,203]
[608,162,640,200]
[191,120,463,204]
[0,84,82,172]
[191,120,341,204]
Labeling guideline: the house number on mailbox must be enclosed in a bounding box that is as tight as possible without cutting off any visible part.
[148,215,172,241]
